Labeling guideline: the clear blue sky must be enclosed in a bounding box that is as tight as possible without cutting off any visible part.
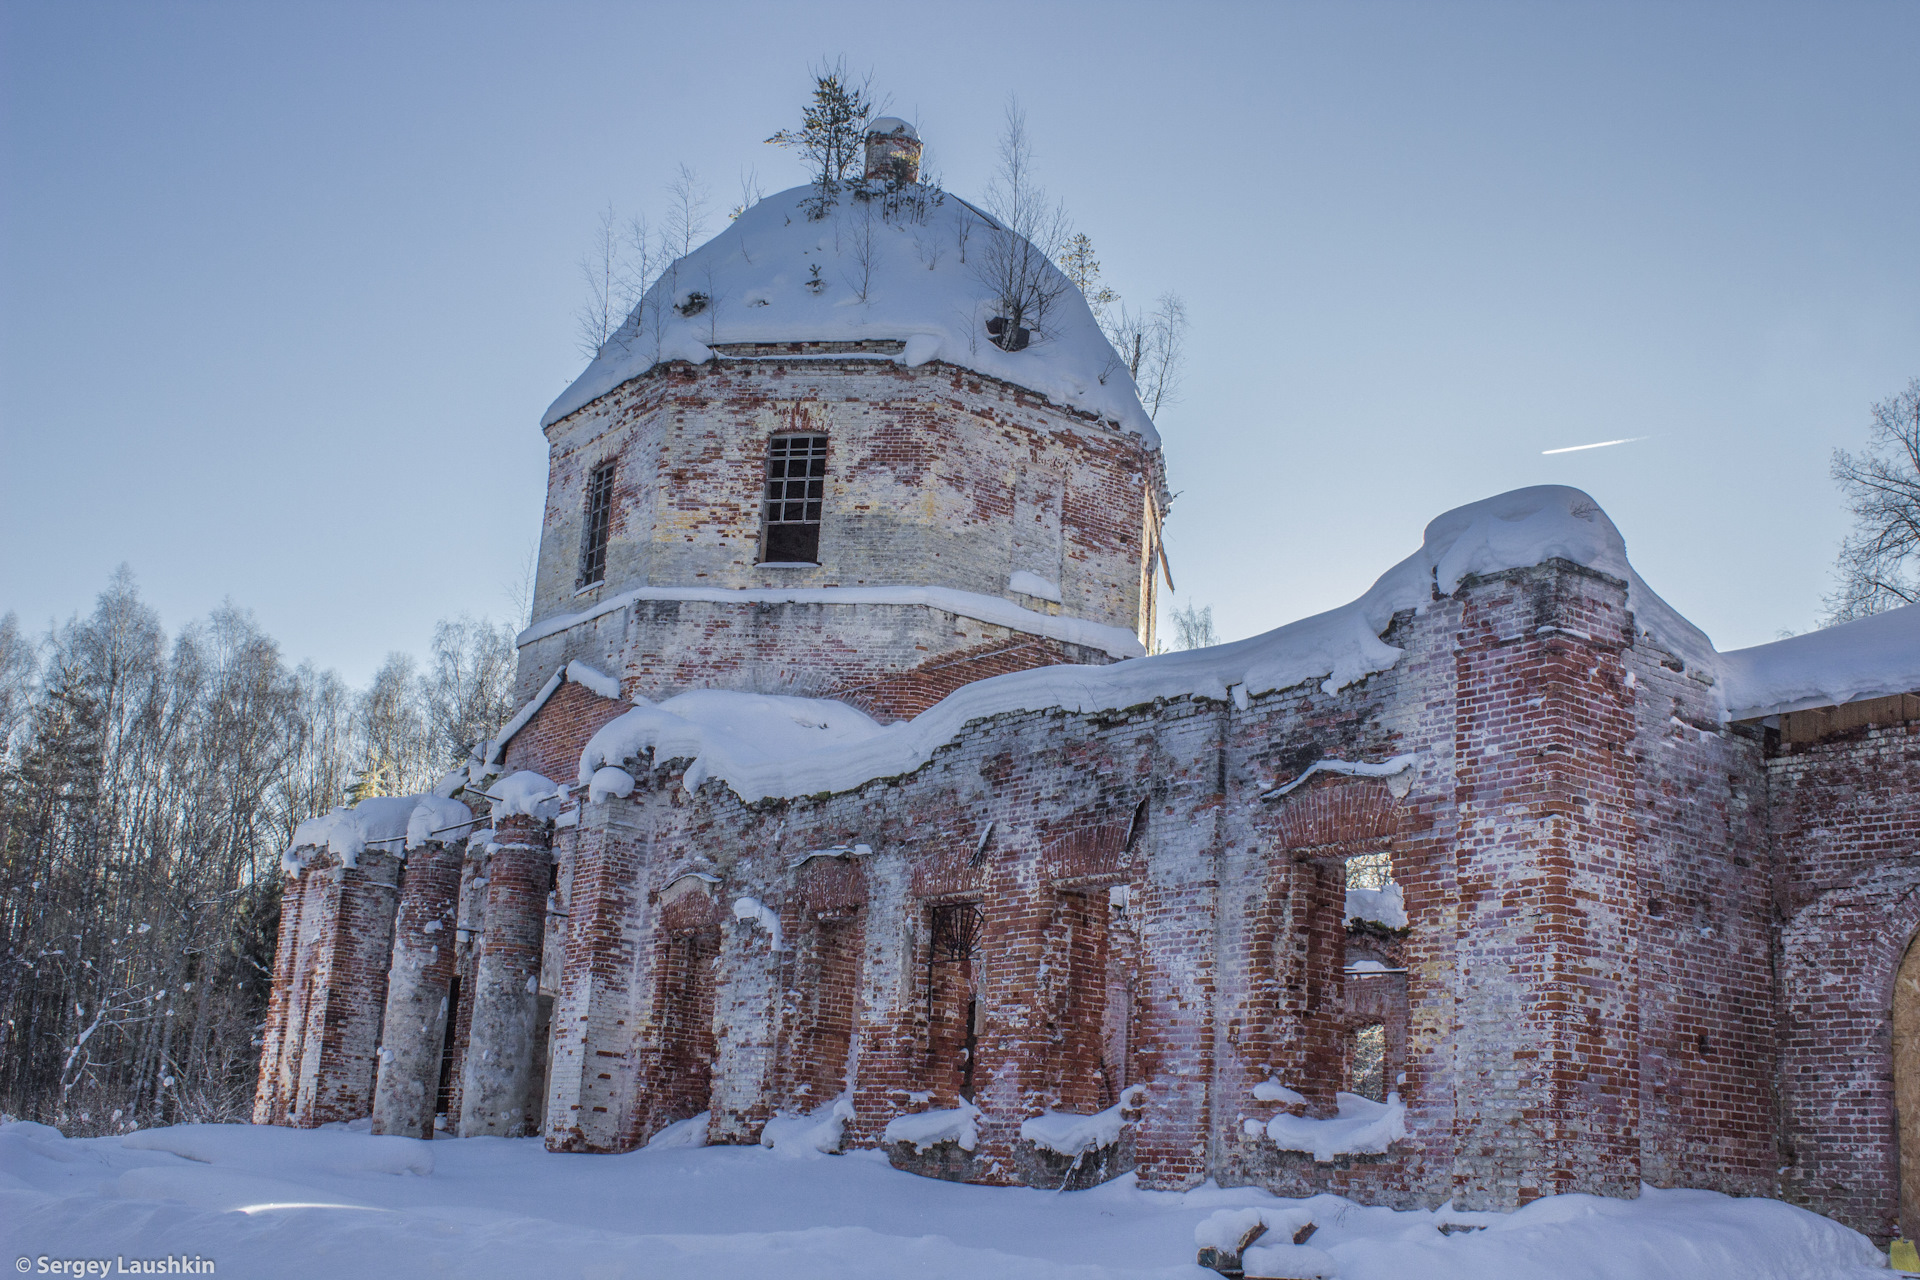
[3,1,1915,684]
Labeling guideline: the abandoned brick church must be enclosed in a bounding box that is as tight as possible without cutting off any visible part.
[252,122,1920,1242]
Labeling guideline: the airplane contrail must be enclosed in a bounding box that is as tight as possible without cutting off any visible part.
[1542,437,1645,455]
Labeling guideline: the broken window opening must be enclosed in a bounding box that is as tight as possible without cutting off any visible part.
[925,902,984,1103]
[761,434,828,564]
[1345,851,1392,891]
[962,995,980,1102]
[578,460,616,588]
[1349,1022,1386,1102]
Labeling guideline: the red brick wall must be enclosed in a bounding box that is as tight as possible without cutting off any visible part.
[503,677,632,787]
[275,848,402,1127]
[832,636,1100,722]
[1626,641,1778,1201]
[626,882,720,1144]
[1773,714,1920,1239]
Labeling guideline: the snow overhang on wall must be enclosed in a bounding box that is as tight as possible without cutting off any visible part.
[517,584,1147,661]
[557,485,1918,806]
[1716,605,1920,721]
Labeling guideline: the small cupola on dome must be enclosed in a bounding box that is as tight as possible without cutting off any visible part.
[863,118,921,185]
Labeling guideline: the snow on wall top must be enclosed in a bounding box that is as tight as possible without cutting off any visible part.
[540,184,1160,446]
[283,794,473,872]
[572,486,1650,802]
[1717,604,1920,721]
[518,583,1145,660]
[580,690,890,798]
[564,485,1916,805]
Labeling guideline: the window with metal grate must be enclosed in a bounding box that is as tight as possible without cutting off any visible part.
[578,460,616,588]
[761,434,828,564]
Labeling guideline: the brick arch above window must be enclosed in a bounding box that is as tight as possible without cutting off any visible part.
[1266,777,1406,854]
[658,874,721,935]
[797,855,868,917]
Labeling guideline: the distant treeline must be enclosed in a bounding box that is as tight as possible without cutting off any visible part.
[0,569,515,1135]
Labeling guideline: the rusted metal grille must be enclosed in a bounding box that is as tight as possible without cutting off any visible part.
[578,460,616,586]
[929,902,983,963]
[762,434,827,563]
[433,973,461,1118]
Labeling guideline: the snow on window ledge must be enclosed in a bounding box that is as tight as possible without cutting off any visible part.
[1018,1085,1145,1157]
[1241,1091,1406,1163]
[883,1101,980,1153]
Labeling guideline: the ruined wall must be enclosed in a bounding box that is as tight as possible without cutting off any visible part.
[254,848,401,1127]
[252,539,1915,1236]
[1625,628,1778,1198]
[1773,706,1920,1240]
[518,558,1803,1211]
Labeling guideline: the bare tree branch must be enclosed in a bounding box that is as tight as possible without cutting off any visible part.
[1826,377,1920,623]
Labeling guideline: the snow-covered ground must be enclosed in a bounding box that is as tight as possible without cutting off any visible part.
[0,1120,1889,1279]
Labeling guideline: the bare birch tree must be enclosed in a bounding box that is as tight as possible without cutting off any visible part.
[575,203,626,358]
[1099,293,1189,421]
[0,568,526,1134]
[1826,377,1920,623]
[0,611,35,759]
[664,164,712,261]
[977,99,1071,350]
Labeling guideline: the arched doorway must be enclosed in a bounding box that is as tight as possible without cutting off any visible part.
[1895,932,1920,1243]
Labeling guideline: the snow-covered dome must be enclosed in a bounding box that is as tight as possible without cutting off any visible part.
[542,185,1159,445]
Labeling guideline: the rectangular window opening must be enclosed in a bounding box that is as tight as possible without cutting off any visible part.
[1344,851,1392,891]
[761,435,828,565]
[579,461,616,588]
[1350,1022,1386,1102]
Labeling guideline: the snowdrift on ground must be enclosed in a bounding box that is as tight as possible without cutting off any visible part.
[0,1121,1888,1280]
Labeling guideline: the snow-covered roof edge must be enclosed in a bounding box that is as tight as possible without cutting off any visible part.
[1716,605,1920,721]
[560,486,1915,807]
[573,487,1677,803]
[518,584,1146,660]
[539,184,1160,445]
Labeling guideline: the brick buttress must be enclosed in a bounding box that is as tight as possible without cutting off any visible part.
[459,814,554,1137]
[372,837,466,1138]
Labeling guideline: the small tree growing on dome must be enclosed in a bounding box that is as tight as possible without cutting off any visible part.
[767,59,878,220]
[977,99,1070,352]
